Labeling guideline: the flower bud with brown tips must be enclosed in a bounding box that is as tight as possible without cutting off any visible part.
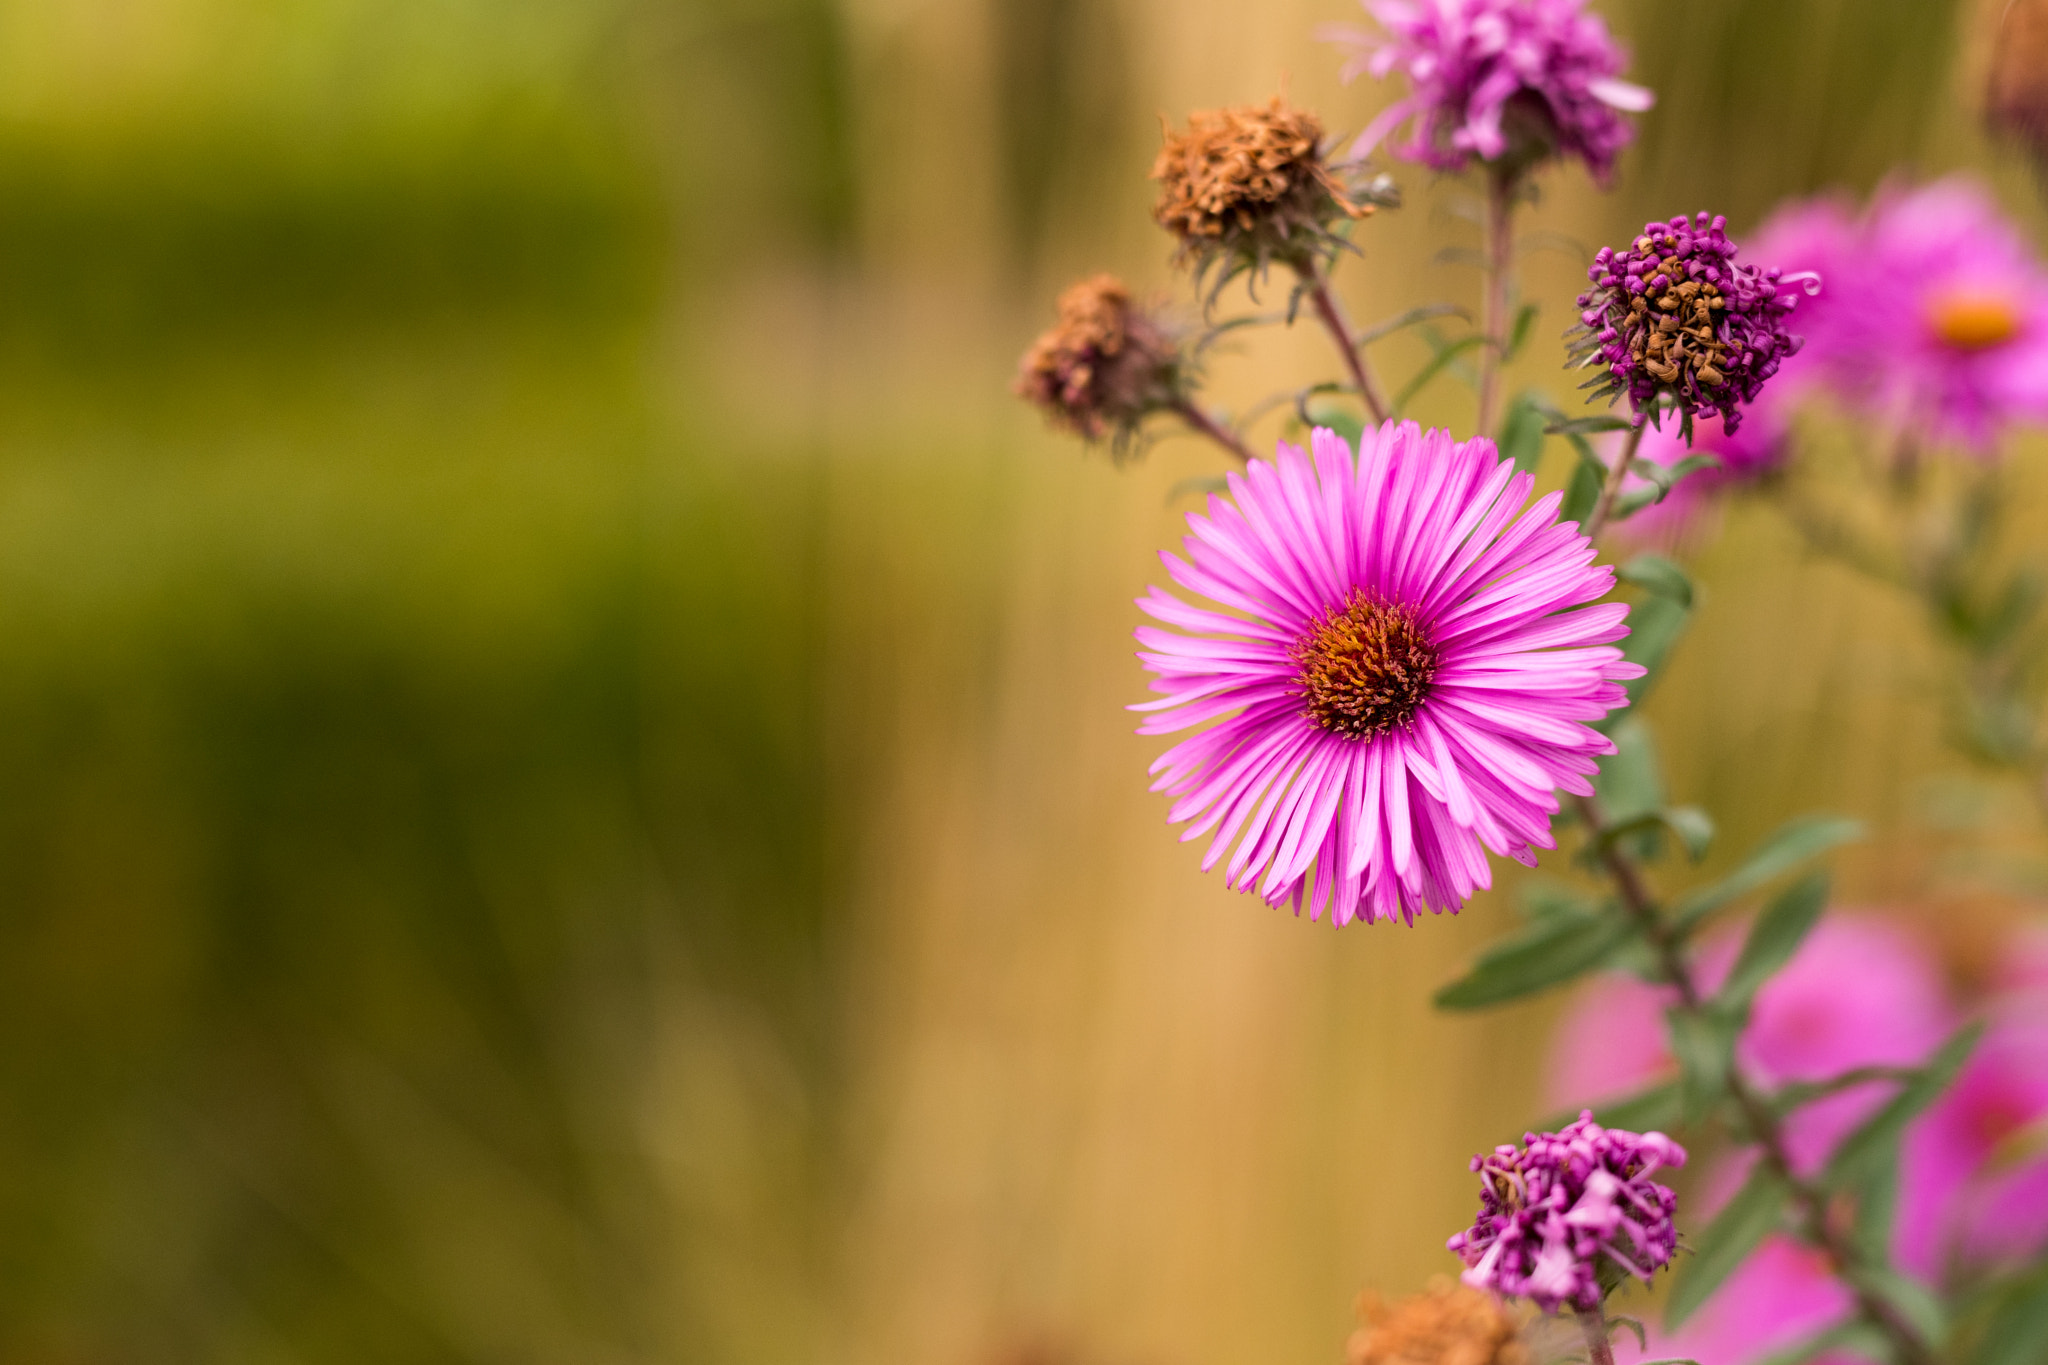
[1345,1279,1528,1365]
[1014,274,1188,456]
[1152,96,1397,296]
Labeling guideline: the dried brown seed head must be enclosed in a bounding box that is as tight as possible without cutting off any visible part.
[1013,274,1186,453]
[1345,1280,1528,1365]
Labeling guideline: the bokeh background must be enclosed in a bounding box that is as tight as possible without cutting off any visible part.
[2,1,2041,1362]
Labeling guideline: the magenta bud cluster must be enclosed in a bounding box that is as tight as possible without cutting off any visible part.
[1570,212,1815,436]
[1447,1110,1686,1313]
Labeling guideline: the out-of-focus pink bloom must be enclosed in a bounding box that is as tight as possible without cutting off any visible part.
[1329,0,1652,182]
[1610,404,1793,551]
[1549,918,1953,1172]
[1134,422,1642,925]
[1448,1112,1685,1312]
[1620,1236,1869,1365]
[1754,178,2048,454]
[1900,993,2048,1274]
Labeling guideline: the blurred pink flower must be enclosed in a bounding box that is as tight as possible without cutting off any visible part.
[1620,1236,1870,1365]
[1549,917,1954,1174]
[1754,178,2048,453]
[1329,0,1652,182]
[1134,422,1642,924]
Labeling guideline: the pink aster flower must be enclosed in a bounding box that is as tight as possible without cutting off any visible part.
[1329,0,1653,182]
[1134,422,1642,925]
[1448,1111,1685,1312]
[1753,177,2048,454]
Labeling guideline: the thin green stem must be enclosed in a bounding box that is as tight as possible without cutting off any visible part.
[1575,1307,1616,1365]
[1476,170,1516,438]
[1584,419,1647,541]
[1301,262,1392,426]
[1572,794,1939,1365]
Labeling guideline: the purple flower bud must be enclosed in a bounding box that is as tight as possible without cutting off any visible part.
[1447,1111,1685,1314]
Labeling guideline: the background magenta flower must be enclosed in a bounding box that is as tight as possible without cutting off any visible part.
[1329,0,1652,181]
[1549,916,1953,1172]
[1134,423,1642,926]
[1754,177,2048,453]
[1448,1112,1685,1312]
[1620,1236,1868,1365]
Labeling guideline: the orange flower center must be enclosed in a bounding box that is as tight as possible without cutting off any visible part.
[1292,591,1438,740]
[1927,289,2024,352]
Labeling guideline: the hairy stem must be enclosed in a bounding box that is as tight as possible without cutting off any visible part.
[1302,263,1392,426]
[1572,794,1938,1365]
[1169,400,1255,465]
[1476,170,1517,438]
[1575,1306,1617,1365]
[1583,419,1648,541]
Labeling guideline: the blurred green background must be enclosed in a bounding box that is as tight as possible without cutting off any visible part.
[0,0,2031,1362]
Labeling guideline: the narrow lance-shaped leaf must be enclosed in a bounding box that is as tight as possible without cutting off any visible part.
[1970,1263,2048,1365]
[1671,815,1866,932]
[1718,871,1830,1014]
[1496,392,1547,474]
[1667,1160,1788,1327]
[1667,1003,1740,1125]
[1434,914,1633,1011]
[1825,1023,1984,1190]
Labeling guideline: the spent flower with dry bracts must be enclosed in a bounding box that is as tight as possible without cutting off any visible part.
[1152,96,1398,302]
[1447,1112,1685,1314]
[1013,275,1194,457]
[1347,1279,1528,1365]
[1569,212,1815,440]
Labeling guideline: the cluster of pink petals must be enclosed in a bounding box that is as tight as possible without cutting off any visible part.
[1754,177,2048,454]
[1134,423,1641,925]
[1551,915,2048,1364]
[1448,1112,1686,1312]
[1330,0,1653,181]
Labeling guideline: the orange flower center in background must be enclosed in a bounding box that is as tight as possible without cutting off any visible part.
[1293,592,1438,740]
[1927,288,2024,351]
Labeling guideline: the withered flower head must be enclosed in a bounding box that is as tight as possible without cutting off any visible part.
[1988,0,2048,171]
[1346,1279,1528,1365]
[1151,96,1397,294]
[1014,274,1187,455]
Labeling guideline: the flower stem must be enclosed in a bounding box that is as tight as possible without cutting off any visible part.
[1575,1307,1617,1365]
[1583,418,1647,540]
[1171,400,1255,464]
[1302,263,1393,425]
[1571,794,1939,1365]
[1476,169,1517,439]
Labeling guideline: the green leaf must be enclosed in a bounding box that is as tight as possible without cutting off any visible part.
[1618,594,1691,708]
[1496,392,1547,474]
[1304,401,1365,450]
[1769,1064,1919,1117]
[1433,914,1633,1010]
[1165,475,1231,506]
[1718,871,1830,1014]
[1751,1322,1886,1365]
[1845,1265,1947,1347]
[1504,301,1540,361]
[1544,414,1636,435]
[1668,1003,1740,1123]
[1594,717,1665,824]
[1518,878,1596,923]
[1670,815,1866,933]
[1391,334,1487,416]
[1561,452,1604,525]
[1613,454,1724,517]
[1618,553,1694,609]
[1970,1264,2048,1365]
[1592,1080,1682,1133]
[1667,1160,1789,1327]
[1355,302,1470,347]
[1826,1023,1984,1190]
[1594,807,1715,864]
